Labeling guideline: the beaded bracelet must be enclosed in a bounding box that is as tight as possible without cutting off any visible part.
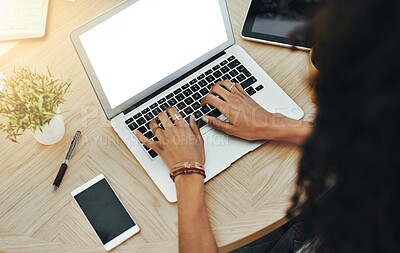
[169,168,206,182]
[169,162,206,182]
[171,161,204,171]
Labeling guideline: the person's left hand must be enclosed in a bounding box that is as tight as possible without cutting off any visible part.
[134,107,205,172]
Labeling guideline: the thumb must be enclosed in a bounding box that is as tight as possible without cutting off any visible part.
[202,115,235,134]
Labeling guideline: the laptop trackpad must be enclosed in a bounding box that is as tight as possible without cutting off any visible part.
[202,128,264,180]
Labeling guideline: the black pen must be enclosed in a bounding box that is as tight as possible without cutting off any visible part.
[52,131,81,192]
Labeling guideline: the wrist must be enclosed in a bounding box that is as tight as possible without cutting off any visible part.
[169,161,205,182]
[275,117,313,145]
[260,114,313,145]
[168,161,204,173]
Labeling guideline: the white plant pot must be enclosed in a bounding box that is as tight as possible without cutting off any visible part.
[31,107,65,145]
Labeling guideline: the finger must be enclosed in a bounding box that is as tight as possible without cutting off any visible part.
[189,114,203,144]
[218,80,240,94]
[235,82,249,96]
[200,93,226,113]
[166,107,186,126]
[133,130,160,152]
[149,119,163,137]
[158,111,174,128]
[202,115,235,134]
[210,83,233,102]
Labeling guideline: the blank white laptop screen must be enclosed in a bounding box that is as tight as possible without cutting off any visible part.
[79,0,228,109]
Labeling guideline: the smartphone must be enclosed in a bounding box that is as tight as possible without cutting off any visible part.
[71,174,140,251]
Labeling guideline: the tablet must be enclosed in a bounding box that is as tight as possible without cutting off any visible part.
[241,0,321,50]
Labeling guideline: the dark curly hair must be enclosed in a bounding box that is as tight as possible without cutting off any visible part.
[289,0,400,252]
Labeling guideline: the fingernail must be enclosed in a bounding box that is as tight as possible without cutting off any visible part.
[190,114,195,121]
[133,130,137,134]
[202,116,209,123]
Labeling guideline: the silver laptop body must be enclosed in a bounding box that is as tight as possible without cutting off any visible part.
[71,0,304,202]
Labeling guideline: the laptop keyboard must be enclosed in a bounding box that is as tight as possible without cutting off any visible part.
[125,55,265,159]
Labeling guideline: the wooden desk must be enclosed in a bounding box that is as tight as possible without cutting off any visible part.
[0,0,315,252]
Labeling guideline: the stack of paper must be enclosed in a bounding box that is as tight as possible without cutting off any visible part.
[0,0,49,41]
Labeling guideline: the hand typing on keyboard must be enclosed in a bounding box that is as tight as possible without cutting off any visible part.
[200,80,312,145]
[133,107,205,171]
[125,55,269,158]
[127,55,310,158]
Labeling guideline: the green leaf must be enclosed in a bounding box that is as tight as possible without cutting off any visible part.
[0,66,71,142]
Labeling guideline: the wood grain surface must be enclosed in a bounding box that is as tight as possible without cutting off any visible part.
[0,0,316,252]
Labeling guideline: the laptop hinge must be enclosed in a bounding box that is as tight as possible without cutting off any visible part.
[123,50,226,115]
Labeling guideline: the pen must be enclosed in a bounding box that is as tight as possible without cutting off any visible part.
[52,131,81,192]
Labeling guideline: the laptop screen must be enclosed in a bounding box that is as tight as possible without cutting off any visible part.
[79,0,228,110]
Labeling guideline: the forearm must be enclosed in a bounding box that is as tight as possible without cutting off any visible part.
[274,118,313,146]
[175,174,218,253]
[258,115,314,146]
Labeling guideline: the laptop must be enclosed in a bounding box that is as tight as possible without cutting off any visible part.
[71,0,304,202]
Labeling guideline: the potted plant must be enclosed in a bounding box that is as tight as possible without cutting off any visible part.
[0,67,71,145]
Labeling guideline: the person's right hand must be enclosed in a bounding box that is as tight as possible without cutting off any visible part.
[134,107,205,172]
[200,80,312,145]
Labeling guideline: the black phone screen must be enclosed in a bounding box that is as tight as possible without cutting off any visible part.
[74,179,136,244]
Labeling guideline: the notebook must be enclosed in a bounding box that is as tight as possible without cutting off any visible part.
[71,0,304,202]
[0,0,49,41]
